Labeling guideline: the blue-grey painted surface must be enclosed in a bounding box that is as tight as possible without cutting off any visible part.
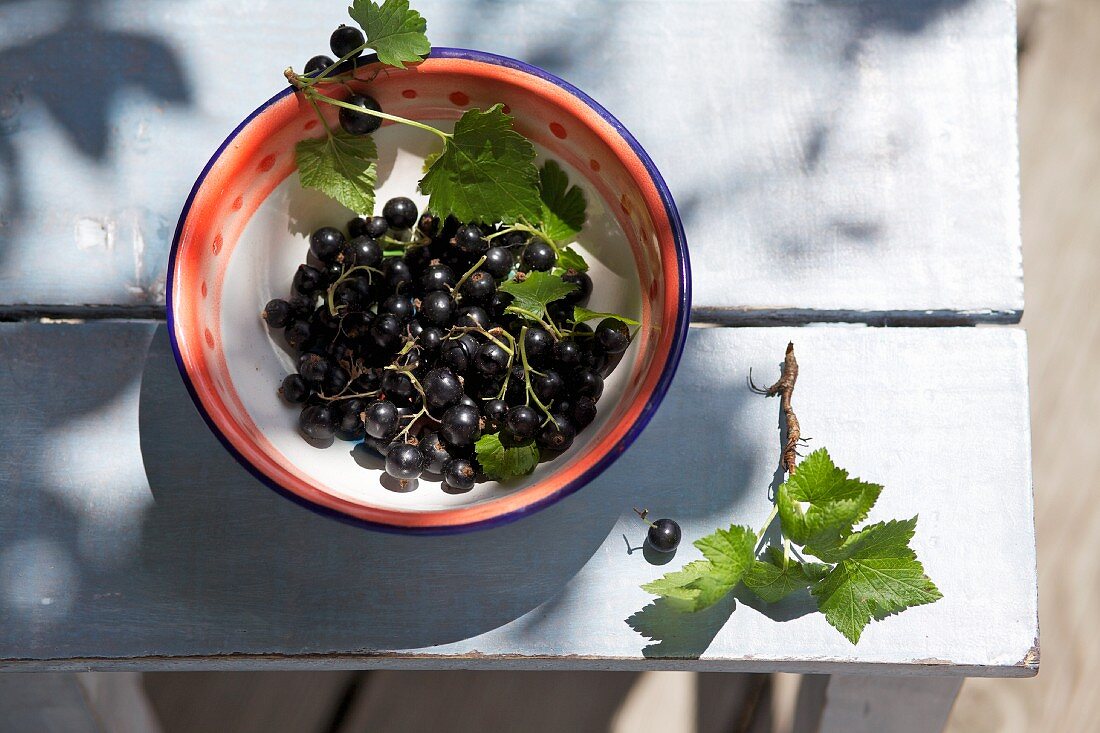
[0,323,1036,674]
[0,0,1020,321]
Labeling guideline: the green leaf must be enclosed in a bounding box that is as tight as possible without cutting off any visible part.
[556,246,589,273]
[349,0,430,69]
[474,433,540,480]
[499,271,577,320]
[777,448,882,548]
[296,131,378,214]
[743,547,827,603]
[694,525,756,579]
[421,149,440,174]
[536,160,587,243]
[811,517,942,644]
[641,525,755,612]
[573,306,640,327]
[419,104,541,224]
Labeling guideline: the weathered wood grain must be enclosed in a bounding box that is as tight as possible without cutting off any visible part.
[0,0,1020,323]
[0,323,1035,674]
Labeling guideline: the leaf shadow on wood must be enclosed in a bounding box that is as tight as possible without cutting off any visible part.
[625,595,738,659]
[0,0,192,262]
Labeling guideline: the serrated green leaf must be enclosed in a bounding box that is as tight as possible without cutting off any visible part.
[296,131,378,214]
[811,517,941,644]
[536,160,587,243]
[474,433,540,480]
[556,246,589,273]
[777,448,882,548]
[743,546,826,603]
[694,525,756,581]
[572,307,640,327]
[419,104,541,224]
[499,271,577,320]
[421,149,440,174]
[349,0,430,69]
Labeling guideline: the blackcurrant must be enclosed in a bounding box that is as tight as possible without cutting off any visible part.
[440,403,481,447]
[346,236,382,267]
[385,442,425,480]
[309,226,345,262]
[520,241,556,271]
[418,212,440,237]
[483,245,514,279]
[381,370,415,403]
[278,373,310,403]
[319,260,344,285]
[420,263,455,292]
[573,369,604,400]
[454,224,486,254]
[460,271,496,303]
[364,400,398,440]
[505,405,540,442]
[330,24,365,58]
[342,310,374,339]
[554,339,582,369]
[299,404,336,441]
[423,367,463,412]
[336,398,366,439]
[442,341,471,374]
[537,414,576,452]
[370,312,403,350]
[562,271,593,305]
[647,519,681,553]
[570,396,598,429]
[442,457,476,491]
[596,318,630,354]
[455,306,490,329]
[283,319,312,350]
[483,398,509,431]
[366,216,390,238]
[418,325,444,353]
[339,94,383,136]
[523,327,554,367]
[332,279,364,311]
[533,370,564,402]
[304,55,334,76]
[347,217,368,238]
[293,264,324,295]
[419,431,452,474]
[420,291,455,326]
[383,197,418,229]
[323,364,351,395]
[381,293,415,322]
[262,299,293,328]
[474,341,509,376]
[383,258,413,291]
[298,352,330,384]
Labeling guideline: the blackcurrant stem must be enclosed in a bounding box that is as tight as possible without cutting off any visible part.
[316,389,379,403]
[306,94,335,137]
[309,90,449,140]
[754,504,779,548]
[632,507,657,528]
[452,255,488,294]
[505,305,562,339]
[518,325,557,425]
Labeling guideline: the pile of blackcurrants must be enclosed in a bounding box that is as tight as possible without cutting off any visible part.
[261,196,632,491]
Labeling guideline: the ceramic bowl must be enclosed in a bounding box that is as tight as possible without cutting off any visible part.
[167,48,690,533]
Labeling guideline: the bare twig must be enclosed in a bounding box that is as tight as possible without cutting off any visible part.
[750,342,801,475]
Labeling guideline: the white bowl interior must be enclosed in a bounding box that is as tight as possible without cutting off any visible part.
[219,123,642,512]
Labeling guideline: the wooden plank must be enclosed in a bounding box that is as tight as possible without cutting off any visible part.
[0,672,161,733]
[794,675,962,733]
[0,323,1035,674]
[142,671,357,733]
[0,0,1020,322]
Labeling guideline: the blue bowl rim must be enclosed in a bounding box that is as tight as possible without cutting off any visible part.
[165,47,692,535]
